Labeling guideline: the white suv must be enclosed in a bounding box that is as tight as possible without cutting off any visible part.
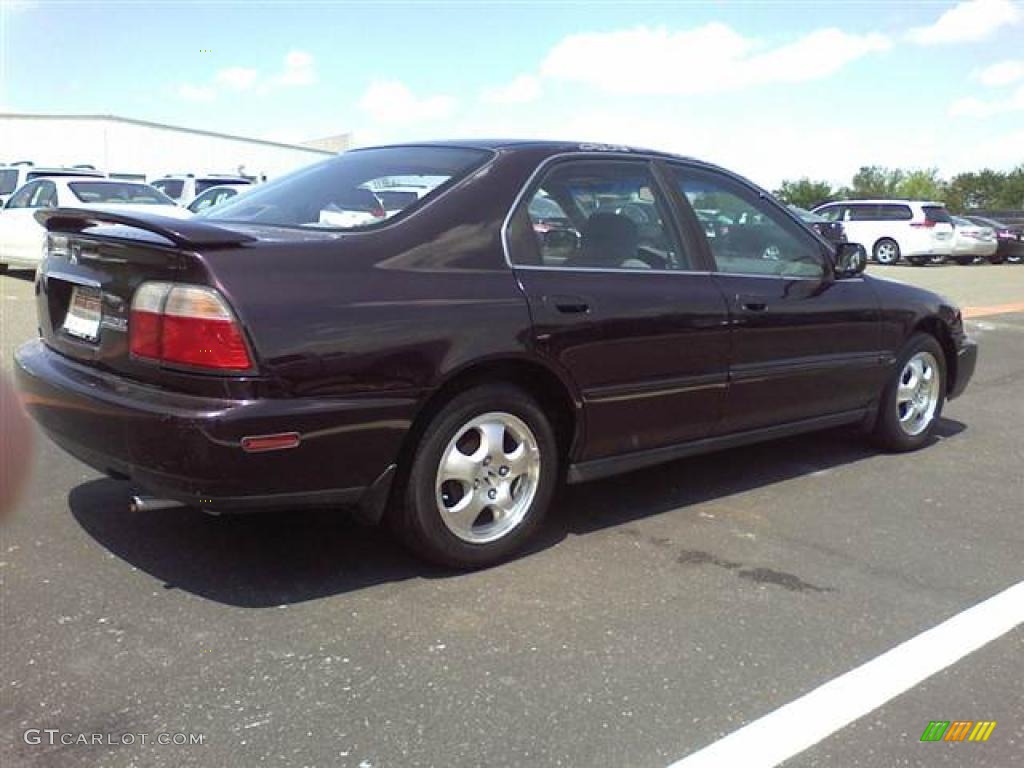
[812,200,954,265]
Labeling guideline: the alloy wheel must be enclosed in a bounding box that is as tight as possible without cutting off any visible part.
[896,351,941,436]
[435,412,541,544]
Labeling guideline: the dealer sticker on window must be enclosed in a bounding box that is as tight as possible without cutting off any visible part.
[62,286,102,342]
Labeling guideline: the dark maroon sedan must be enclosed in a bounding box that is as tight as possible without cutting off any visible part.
[15,141,977,567]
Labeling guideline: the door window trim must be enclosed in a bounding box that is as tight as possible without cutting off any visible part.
[501,152,711,275]
[663,160,836,281]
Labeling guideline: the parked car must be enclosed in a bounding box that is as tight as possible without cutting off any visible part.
[186,184,243,214]
[0,178,188,270]
[812,200,954,265]
[949,216,999,265]
[964,215,1024,264]
[788,205,846,245]
[0,165,105,207]
[375,186,429,215]
[150,174,252,205]
[15,141,977,568]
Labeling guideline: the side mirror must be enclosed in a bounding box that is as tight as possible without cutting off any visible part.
[834,242,867,278]
[542,228,580,252]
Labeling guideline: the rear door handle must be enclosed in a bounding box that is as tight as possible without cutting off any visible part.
[741,300,767,312]
[548,295,591,314]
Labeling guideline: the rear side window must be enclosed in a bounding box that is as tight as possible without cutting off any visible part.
[202,146,492,230]
[923,205,952,224]
[877,204,913,221]
[5,181,38,208]
[510,160,690,271]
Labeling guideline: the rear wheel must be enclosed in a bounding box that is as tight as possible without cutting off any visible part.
[988,253,1006,265]
[954,256,974,265]
[393,384,558,568]
[872,334,946,452]
[873,239,900,265]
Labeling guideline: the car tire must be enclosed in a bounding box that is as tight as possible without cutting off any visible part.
[954,256,974,266]
[393,384,559,569]
[873,239,900,265]
[988,254,1006,265]
[872,333,946,452]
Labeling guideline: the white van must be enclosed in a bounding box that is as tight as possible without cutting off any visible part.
[811,200,954,265]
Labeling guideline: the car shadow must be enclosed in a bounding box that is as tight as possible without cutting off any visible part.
[1,268,36,282]
[69,418,967,608]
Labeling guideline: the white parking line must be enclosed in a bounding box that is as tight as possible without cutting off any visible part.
[668,580,1024,768]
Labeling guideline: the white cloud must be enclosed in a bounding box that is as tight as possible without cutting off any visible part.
[176,51,316,102]
[215,66,259,91]
[907,0,1022,45]
[271,50,316,87]
[539,24,890,95]
[359,80,457,124]
[480,75,542,104]
[177,83,216,103]
[949,83,1024,116]
[975,59,1024,86]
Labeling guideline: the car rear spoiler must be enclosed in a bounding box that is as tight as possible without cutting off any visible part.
[35,208,256,249]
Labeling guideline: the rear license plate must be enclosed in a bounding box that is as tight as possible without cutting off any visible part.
[62,286,102,342]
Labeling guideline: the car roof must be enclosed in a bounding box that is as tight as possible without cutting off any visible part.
[348,139,699,162]
[821,199,947,206]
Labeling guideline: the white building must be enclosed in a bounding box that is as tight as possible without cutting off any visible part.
[0,113,343,181]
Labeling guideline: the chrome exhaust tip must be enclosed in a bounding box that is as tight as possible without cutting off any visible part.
[129,495,186,513]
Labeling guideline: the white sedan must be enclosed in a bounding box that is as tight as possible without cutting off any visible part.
[950,216,999,265]
[0,177,189,270]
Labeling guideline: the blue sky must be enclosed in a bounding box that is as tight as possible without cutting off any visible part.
[1,0,1022,187]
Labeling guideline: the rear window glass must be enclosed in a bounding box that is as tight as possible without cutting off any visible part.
[201,146,492,230]
[923,205,952,224]
[0,169,18,195]
[69,182,174,205]
[846,205,878,221]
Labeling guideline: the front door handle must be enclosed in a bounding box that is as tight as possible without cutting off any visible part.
[737,295,768,312]
[548,295,591,314]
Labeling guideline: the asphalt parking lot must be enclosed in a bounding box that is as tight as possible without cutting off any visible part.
[1,263,1022,768]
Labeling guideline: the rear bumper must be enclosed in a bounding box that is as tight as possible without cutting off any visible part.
[14,340,414,511]
[952,241,998,257]
[949,337,978,401]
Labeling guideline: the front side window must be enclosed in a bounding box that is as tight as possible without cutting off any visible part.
[814,205,843,222]
[672,168,824,278]
[202,146,491,231]
[513,160,690,271]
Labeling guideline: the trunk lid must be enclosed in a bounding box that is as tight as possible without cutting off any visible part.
[34,207,256,389]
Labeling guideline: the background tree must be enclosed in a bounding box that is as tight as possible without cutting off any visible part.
[848,166,905,199]
[773,178,835,209]
[896,168,945,201]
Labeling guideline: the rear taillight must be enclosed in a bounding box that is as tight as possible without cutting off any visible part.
[371,205,386,219]
[911,220,936,228]
[130,282,252,371]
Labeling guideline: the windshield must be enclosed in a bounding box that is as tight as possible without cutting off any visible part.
[0,169,18,196]
[69,181,175,205]
[201,146,492,230]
